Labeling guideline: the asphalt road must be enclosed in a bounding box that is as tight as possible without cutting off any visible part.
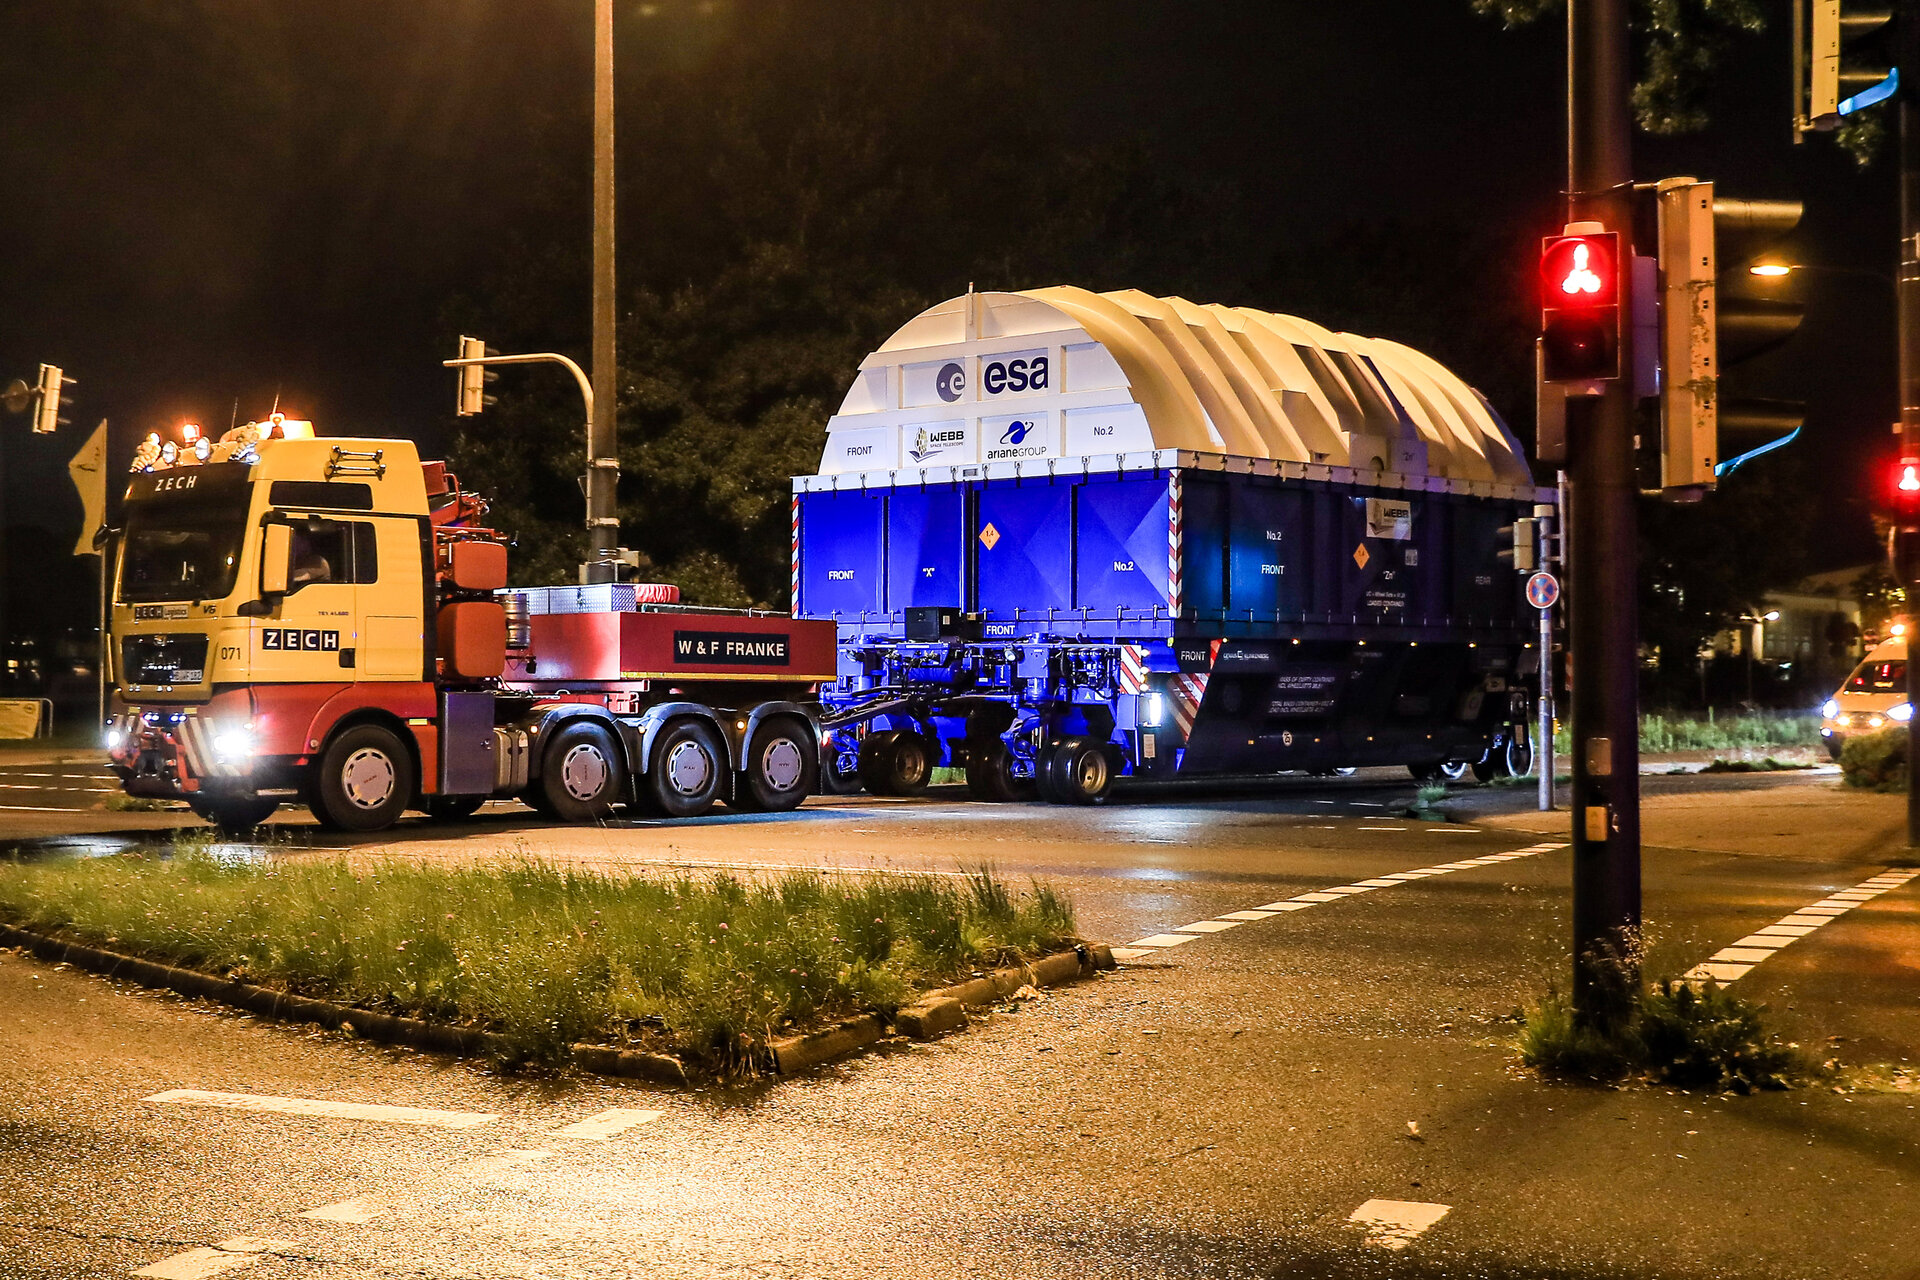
[3,765,1918,1279]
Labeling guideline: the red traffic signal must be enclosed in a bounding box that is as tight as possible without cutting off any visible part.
[1890,456,1920,527]
[1541,233,1620,307]
[1540,230,1621,383]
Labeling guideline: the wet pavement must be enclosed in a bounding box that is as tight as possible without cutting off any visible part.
[3,768,1918,1278]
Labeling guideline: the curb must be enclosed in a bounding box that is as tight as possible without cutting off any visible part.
[0,923,688,1086]
[0,923,1113,1084]
[767,942,1116,1076]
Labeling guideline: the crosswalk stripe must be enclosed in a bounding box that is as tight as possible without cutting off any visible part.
[144,1089,497,1129]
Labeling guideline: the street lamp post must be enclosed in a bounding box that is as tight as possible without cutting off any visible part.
[585,0,620,584]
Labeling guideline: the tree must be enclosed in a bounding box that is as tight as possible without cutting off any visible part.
[447,0,1241,604]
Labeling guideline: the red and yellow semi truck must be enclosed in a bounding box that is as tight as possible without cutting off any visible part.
[105,417,834,833]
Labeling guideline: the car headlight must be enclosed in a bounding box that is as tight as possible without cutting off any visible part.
[1891,703,1913,723]
[211,726,255,761]
[1868,715,1886,729]
[1821,699,1839,719]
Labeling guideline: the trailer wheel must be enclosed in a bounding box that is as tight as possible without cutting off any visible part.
[1043,737,1113,806]
[189,796,278,837]
[426,794,486,822]
[733,716,817,813]
[539,722,625,821]
[309,723,414,832]
[1504,728,1536,779]
[1438,760,1473,783]
[964,741,1035,803]
[818,736,864,795]
[858,730,930,797]
[641,717,727,818]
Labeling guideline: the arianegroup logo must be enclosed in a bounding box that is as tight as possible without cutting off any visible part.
[935,362,966,403]
[999,418,1034,446]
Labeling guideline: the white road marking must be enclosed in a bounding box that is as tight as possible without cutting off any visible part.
[1357,825,1408,831]
[1349,1199,1451,1251]
[550,1108,663,1140]
[0,804,88,811]
[1681,868,1920,986]
[133,1239,296,1280]
[299,1197,388,1224]
[144,1089,497,1129]
[1115,842,1570,959]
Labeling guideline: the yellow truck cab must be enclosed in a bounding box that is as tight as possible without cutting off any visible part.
[106,417,835,833]
[1820,637,1909,760]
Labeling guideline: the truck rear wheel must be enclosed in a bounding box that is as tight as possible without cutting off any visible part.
[640,718,727,818]
[1043,737,1113,805]
[190,796,279,837]
[539,722,624,821]
[732,716,817,813]
[858,730,930,797]
[309,724,413,832]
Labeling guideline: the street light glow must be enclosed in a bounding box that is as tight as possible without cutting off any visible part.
[1749,262,1792,278]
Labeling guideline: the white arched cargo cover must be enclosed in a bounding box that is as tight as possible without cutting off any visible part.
[814,286,1533,489]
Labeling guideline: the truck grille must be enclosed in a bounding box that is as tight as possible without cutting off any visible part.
[122,634,210,685]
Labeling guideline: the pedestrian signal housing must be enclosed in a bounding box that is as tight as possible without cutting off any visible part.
[1540,229,1621,383]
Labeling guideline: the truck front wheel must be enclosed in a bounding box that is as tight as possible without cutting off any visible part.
[640,718,726,818]
[733,716,817,813]
[309,724,414,832]
[539,722,624,821]
[1043,738,1113,805]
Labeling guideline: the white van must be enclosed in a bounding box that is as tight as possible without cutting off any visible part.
[1821,637,1909,759]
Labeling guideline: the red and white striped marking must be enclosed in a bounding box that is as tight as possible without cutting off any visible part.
[1167,673,1208,739]
[1167,473,1183,616]
[1118,644,1149,694]
[790,495,801,608]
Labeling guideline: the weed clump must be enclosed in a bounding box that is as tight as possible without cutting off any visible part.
[0,854,1076,1074]
[1519,933,1806,1092]
[1839,727,1907,792]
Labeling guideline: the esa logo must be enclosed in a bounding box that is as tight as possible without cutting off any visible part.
[982,355,1048,396]
[935,362,966,403]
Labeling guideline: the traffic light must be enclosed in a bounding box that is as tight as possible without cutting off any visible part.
[1497,516,1540,574]
[1889,457,1920,583]
[32,364,73,434]
[1540,227,1622,383]
[455,336,498,416]
[1651,179,1805,491]
[1802,2,1897,133]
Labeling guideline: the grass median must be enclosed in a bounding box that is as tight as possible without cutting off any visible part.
[0,848,1077,1074]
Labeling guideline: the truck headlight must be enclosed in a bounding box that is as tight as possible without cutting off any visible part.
[1143,692,1164,727]
[1891,703,1913,723]
[1821,698,1839,719]
[212,726,255,761]
[104,724,125,751]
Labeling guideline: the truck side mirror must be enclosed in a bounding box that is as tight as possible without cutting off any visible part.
[260,523,291,595]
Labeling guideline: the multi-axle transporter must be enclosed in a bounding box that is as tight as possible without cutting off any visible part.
[796,287,1551,803]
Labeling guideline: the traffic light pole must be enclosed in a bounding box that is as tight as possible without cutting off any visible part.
[1566,0,1643,1015]
[1899,4,1920,847]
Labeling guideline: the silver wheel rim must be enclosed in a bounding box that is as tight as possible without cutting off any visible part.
[342,747,396,810]
[665,739,713,796]
[560,742,611,801]
[760,737,805,793]
[1441,761,1471,781]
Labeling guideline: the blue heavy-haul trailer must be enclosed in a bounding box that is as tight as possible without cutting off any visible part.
[794,286,1553,803]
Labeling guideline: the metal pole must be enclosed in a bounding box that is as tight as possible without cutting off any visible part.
[1566,0,1642,1017]
[97,547,107,726]
[586,0,620,583]
[1539,599,1554,811]
[1899,3,1920,846]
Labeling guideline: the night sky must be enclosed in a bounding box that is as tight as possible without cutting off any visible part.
[0,0,1896,574]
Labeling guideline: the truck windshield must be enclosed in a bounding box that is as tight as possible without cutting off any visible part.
[119,498,251,603]
[1846,660,1906,692]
